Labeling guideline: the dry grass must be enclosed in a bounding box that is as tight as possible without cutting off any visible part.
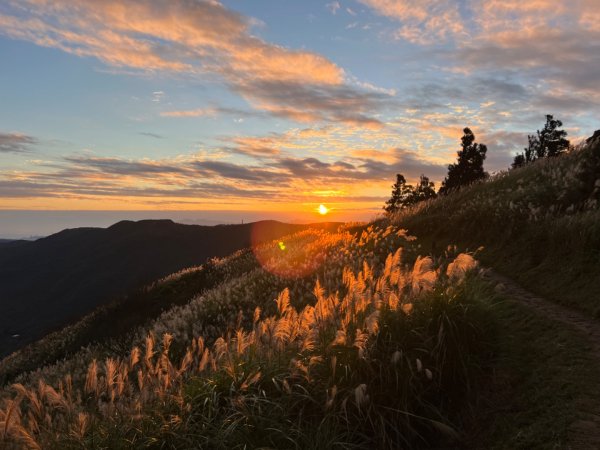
[0,225,492,449]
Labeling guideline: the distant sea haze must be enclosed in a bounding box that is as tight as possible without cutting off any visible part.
[0,210,377,239]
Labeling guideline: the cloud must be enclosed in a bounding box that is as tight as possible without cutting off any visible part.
[0,0,389,127]
[160,105,264,120]
[0,132,38,153]
[454,28,600,94]
[358,0,466,44]
[232,79,387,128]
[326,1,341,14]
[476,129,526,172]
[0,142,447,206]
[62,155,191,177]
[139,132,164,139]
[270,148,446,183]
[222,135,283,157]
[160,108,217,118]
[359,0,600,106]
[152,91,165,103]
[193,160,287,183]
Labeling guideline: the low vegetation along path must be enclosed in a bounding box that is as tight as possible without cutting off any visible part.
[483,268,600,445]
[484,269,600,356]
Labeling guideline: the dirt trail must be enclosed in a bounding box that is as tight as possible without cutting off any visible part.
[483,269,600,356]
[483,269,600,447]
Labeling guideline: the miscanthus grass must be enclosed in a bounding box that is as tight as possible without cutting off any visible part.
[390,134,600,315]
[1,224,492,449]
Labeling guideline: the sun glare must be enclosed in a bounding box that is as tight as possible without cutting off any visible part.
[318,204,329,215]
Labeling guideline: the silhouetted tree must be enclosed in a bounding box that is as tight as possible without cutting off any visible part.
[384,173,437,213]
[512,115,569,168]
[412,174,437,202]
[512,135,538,168]
[439,128,488,194]
[538,114,569,157]
[384,173,414,213]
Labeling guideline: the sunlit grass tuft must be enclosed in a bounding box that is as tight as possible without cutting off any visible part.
[0,224,492,449]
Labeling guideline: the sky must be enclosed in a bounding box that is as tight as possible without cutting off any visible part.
[0,0,599,236]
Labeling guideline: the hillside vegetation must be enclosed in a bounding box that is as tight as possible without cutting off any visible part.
[391,133,600,315]
[0,224,494,449]
[1,134,599,449]
[0,220,338,357]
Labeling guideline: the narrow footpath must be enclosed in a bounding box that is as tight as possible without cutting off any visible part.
[483,268,600,448]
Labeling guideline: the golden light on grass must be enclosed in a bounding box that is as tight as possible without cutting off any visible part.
[318,204,329,215]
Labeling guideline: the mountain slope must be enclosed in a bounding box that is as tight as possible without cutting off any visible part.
[391,131,600,315]
[0,223,493,449]
[1,134,599,449]
[0,219,339,356]
[388,131,600,447]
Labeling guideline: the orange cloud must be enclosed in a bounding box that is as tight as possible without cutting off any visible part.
[0,0,386,127]
[161,108,217,118]
[359,0,465,44]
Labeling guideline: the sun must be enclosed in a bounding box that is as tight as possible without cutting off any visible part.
[318,204,329,215]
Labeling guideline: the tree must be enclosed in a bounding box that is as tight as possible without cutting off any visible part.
[439,128,488,194]
[384,173,414,213]
[512,134,538,168]
[412,174,437,203]
[537,114,569,157]
[384,173,437,213]
[512,115,569,168]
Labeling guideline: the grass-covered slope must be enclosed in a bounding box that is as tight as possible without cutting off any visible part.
[0,249,258,386]
[0,219,340,357]
[0,224,494,449]
[387,132,600,448]
[3,136,598,449]
[391,134,600,315]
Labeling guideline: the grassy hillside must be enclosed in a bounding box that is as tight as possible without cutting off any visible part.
[387,132,600,447]
[1,135,598,449]
[0,220,339,357]
[391,133,600,316]
[0,224,494,449]
[0,249,256,386]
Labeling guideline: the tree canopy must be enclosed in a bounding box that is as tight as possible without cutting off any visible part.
[384,174,437,213]
[439,128,488,195]
[512,115,569,168]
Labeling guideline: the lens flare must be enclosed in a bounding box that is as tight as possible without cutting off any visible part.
[250,222,327,279]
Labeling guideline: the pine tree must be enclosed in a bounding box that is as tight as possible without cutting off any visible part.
[512,115,569,168]
[439,128,488,194]
[537,114,569,157]
[412,174,437,202]
[384,173,414,213]
[512,135,538,168]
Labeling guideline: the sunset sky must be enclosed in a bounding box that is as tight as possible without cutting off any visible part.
[1,0,599,232]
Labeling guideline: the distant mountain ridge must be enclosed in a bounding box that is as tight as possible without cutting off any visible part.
[0,219,340,357]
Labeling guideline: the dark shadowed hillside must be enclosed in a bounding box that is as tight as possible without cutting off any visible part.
[0,219,340,357]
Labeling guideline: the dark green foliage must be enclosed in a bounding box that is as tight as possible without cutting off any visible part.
[384,174,414,213]
[384,174,437,213]
[512,115,570,168]
[439,128,488,194]
[512,135,539,168]
[412,174,437,203]
[538,114,570,157]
